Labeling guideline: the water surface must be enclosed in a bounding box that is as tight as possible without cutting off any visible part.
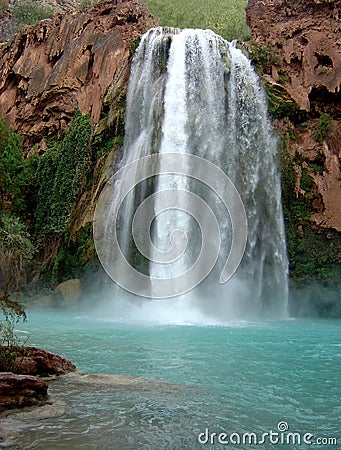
[3,311,339,449]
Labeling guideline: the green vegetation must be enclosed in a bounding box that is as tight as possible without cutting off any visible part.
[0,1,8,14]
[142,0,250,41]
[248,43,280,74]
[246,44,299,119]
[35,111,92,241]
[0,292,27,372]
[0,119,40,220]
[0,108,120,287]
[266,84,299,119]
[314,112,331,143]
[280,134,340,301]
[308,152,325,175]
[12,1,53,29]
[0,214,35,290]
[300,168,314,193]
[277,69,291,85]
[51,224,96,283]
[0,121,23,209]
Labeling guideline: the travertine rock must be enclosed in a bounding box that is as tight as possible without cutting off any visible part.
[53,278,83,303]
[0,372,48,411]
[9,346,76,375]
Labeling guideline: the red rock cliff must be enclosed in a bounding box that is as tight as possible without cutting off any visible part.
[247,0,341,111]
[247,0,341,232]
[0,0,155,146]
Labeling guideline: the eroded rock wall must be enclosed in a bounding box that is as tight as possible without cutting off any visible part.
[247,0,341,232]
[247,0,341,315]
[0,0,155,147]
[247,0,341,112]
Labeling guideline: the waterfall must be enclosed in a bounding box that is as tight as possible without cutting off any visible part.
[94,27,289,322]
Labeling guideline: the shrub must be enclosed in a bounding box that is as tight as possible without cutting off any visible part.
[314,112,331,143]
[0,214,35,289]
[0,292,27,372]
[0,122,24,208]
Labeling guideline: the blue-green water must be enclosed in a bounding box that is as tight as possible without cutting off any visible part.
[5,311,341,449]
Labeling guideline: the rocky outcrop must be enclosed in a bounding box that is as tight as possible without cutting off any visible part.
[9,346,77,375]
[53,278,83,303]
[0,347,75,412]
[0,372,48,411]
[0,0,156,147]
[246,0,341,112]
[247,0,341,233]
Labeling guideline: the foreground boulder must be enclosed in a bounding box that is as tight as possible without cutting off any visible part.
[12,346,77,375]
[0,372,48,412]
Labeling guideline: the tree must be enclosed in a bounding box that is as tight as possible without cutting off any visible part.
[0,119,24,210]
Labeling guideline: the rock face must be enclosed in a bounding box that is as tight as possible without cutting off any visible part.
[0,0,155,146]
[0,372,48,411]
[246,0,341,112]
[10,346,77,375]
[53,278,83,304]
[247,0,341,232]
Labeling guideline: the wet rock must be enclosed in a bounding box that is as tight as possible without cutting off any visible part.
[0,372,48,412]
[8,346,77,375]
[53,278,83,304]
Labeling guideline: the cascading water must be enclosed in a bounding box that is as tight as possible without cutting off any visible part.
[94,27,289,322]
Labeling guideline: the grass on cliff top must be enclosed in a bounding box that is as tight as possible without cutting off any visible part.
[141,0,250,42]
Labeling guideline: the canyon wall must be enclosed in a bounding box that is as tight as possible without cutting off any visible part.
[247,0,341,231]
[0,0,155,147]
[247,0,341,315]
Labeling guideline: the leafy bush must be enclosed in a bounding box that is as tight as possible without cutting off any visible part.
[314,112,331,143]
[142,0,250,42]
[0,214,35,289]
